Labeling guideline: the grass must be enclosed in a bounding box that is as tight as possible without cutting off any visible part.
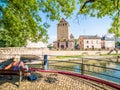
[49,54,120,61]
[100,54,120,56]
[56,55,82,59]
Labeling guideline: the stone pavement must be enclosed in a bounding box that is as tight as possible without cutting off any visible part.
[0,72,116,90]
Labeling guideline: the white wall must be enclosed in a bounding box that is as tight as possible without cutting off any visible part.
[26,40,47,48]
[105,41,115,49]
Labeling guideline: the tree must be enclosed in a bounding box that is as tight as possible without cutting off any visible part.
[78,0,120,37]
[47,44,53,50]
[0,0,120,47]
[0,0,76,47]
[116,41,120,46]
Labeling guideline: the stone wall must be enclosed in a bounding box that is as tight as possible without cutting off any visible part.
[0,47,119,60]
[45,50,120,56]
[0,47,45,60]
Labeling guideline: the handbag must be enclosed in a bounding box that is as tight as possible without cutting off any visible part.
[28,75,37,81]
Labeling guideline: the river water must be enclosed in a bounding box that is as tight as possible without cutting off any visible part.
[89,62,120,84]
[48,58,120,84]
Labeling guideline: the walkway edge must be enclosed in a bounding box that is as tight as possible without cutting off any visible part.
[30,68,120,90]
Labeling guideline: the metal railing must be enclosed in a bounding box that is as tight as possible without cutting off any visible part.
[41,55,120,84]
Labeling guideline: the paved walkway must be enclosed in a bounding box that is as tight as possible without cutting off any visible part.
[0,72,116,90]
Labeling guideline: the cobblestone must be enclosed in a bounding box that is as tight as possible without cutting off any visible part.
[0,72,117,90]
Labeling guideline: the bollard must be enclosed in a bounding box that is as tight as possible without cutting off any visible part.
[81,58,84,75]
[43,54,48,70]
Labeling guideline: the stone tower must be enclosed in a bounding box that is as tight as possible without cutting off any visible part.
[57,18,70,41]
[53,18,75,50]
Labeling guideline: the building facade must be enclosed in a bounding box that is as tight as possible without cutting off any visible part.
[78,35,101,50]
[53,18,115,51]
[53,18,75,50]
[101,36,115,50]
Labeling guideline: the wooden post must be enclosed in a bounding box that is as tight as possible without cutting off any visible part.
[19,70,22,90]
[81,58,84,75]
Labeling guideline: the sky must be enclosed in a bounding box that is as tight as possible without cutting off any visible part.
[47,16,113,44]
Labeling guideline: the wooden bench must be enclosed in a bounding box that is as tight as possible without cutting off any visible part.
[0,68,26,90]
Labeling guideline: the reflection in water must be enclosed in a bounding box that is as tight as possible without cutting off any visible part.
[71,60,120,84]
[106,63,116,68]
[46,58,120,84]
[92,65,120,84]
[74,65,80,72]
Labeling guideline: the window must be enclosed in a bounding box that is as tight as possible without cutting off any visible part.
[57,42,59,47]
[66,42,68,48]
[87,41,89,44]
[92,45,94,50]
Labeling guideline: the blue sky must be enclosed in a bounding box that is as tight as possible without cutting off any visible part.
[47,16,113,44]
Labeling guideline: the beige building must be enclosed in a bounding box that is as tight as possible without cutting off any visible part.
[78,35,101,50]
[53,18,75,50]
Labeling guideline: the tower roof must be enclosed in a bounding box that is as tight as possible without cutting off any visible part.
[58,18,69,26]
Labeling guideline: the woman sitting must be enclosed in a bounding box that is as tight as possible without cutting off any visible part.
[4,55,30,76]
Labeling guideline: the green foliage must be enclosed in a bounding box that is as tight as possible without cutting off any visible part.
[74,39,78,45]
[116,41,120,46]
[109,14,120,37]
[56,55,82,59]
[47,44,53,50]
[0,0,76,47]
[78,0,120,37]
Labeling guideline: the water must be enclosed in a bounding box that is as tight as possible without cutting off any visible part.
[91,64,120,84]
[48,59,120,84]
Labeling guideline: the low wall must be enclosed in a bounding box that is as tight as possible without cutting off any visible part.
[44,50,120,56]
[0,47,45,60]
[0,47,120,60]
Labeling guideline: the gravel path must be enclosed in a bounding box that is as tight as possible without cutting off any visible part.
[0,72,116,90]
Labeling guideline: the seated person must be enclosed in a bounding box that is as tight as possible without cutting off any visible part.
[4,55,30,76]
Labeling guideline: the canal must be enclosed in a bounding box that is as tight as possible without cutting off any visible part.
[46,58,120,84]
